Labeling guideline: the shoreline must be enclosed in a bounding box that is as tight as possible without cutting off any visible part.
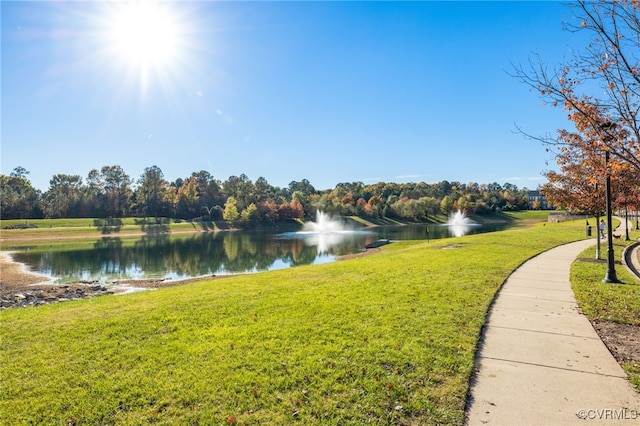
[0,212,518,305]
[0,243,379,308]
[0,251,56,291]
[0,251,233,308]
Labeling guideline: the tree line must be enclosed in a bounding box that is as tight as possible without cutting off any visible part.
[0,165,534,223]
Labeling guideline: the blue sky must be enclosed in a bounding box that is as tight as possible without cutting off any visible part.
[2,1,583,192]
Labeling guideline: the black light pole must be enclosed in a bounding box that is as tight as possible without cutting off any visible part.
[625,206,630,241]
[602,149,619,283]
[599,122,619,283]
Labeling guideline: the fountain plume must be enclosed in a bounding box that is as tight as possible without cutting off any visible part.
[302,210,347,233]
[445,210,475,237]
[297,211,354,253]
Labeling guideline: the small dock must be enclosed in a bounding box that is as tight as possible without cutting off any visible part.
[365,239,391,249]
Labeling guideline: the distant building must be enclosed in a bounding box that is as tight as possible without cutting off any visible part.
[528,190,549,209]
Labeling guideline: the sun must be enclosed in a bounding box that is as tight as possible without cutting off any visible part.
[110,3,178,66]
[103,1,188,91]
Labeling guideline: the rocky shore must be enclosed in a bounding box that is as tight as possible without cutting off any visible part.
[1,283,113,308]
[0,252,116,308]
[0,251,221,308]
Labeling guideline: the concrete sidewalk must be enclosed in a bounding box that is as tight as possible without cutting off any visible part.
[466,239,640,425]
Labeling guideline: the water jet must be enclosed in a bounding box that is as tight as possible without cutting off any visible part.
[445,210,477,237]
[301,210,349,234]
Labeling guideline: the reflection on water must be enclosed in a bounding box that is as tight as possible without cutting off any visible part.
[10,231,377,284]
[280,230,374,254]
[7,222,512,283]
[444,223,482,238]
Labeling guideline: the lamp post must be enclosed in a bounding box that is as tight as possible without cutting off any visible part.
[594,184,601,261]
[599,121,619,283]
[625,206,630,241]
[602,149,619,283]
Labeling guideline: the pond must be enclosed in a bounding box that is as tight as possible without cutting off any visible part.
[6,221,513,284]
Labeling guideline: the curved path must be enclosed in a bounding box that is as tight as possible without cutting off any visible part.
[466,237,640,425]
[624,240,640,278]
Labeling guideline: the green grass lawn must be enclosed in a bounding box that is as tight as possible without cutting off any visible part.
[0,218,220,245]
[1,217,628,425]
[1,217,172,228]
[571,223,640,390]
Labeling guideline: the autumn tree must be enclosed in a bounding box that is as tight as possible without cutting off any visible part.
[540,128,613,258]
[355,197,367,216]
[612,162,640,239]
[511,1,640,265]
[223,196,240,222]
[514,0,640,176]
[278,199,304,220]
[163,186,178,218]
[240,202,258,224]
[364,195,384,218]
[541,133,607,217]
[257,201,279,223]
[177,177,199,218]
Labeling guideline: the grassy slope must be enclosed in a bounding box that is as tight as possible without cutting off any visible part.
[0,216,589,425]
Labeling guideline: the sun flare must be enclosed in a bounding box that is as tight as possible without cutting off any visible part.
[112,3,178,65]
[103,1,188,91]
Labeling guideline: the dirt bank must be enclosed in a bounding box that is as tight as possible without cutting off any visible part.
[0,251,54,291]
